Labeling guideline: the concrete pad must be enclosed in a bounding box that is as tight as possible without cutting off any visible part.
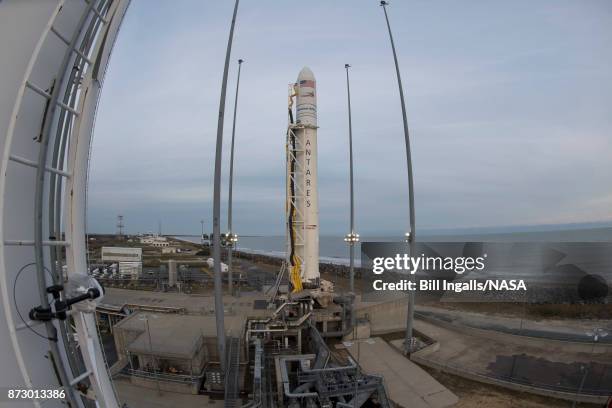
[345,337,458,408]
[343,319,371,340]
[114,378,212,408]
[102,287,271,318]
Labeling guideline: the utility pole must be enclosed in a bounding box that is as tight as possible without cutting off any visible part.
[139,314,161,395]
[116,215,124,238]
[343,63,359,337]
[379,1,417,354]
[200,219,205,245]
[212,0,240,372]
[227,58,244,296]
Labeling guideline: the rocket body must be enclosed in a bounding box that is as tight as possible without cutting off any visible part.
[287,67,320,287]
[296,67,317,127]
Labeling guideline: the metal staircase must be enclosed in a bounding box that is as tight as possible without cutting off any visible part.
[266,261,286,305]
[224,336,242,407]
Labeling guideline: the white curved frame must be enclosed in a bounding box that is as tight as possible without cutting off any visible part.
[0,5,66,401]
[0,1,130,407]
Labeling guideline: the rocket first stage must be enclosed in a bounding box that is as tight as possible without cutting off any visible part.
[287,67,320,291]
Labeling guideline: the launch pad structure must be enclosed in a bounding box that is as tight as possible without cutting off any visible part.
[0,2,453,408]
[222,66,395,407]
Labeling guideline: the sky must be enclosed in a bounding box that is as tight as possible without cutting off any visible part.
[88,0,612,236]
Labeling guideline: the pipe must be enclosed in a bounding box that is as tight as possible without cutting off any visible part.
[273,301,299,317]
[279,356,319,398]
[320,296,354,337]
[304,358,357,374]
[292,381,315,395]
[288,356,358,398]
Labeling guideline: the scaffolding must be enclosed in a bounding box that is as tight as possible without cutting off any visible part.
[286,82,306,292]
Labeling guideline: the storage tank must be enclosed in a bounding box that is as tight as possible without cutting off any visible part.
[168,259,177,287]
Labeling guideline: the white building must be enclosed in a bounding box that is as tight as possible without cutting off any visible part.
[118,262,142,280]
[99,247,143,280]
[101,247,142,263]
[139,234,170,247]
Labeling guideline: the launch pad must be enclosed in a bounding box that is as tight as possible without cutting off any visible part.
[230,67,392,406]
[104,285,370,402]
[102,68,456,407]
[238,295,390,407]
[101,283,459,408]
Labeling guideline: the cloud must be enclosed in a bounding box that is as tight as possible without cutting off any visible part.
[88,0,612,235]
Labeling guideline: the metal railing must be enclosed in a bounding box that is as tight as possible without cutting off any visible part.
[122,367,203,385]
[413,346,611,397]
[224,337,242,407]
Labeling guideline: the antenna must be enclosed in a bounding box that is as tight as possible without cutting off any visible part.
[116,215,124,237]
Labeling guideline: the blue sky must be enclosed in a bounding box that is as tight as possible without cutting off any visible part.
[88,0,612,236]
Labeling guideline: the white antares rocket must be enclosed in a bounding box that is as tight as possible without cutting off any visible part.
[286,67,320,291]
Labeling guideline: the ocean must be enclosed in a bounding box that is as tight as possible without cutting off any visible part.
[180,226,612,266]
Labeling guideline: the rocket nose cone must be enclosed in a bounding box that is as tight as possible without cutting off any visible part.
[298,66,315,82]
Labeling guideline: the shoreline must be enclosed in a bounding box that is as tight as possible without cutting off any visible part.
[233,248,369,279]
[169,236,367,277]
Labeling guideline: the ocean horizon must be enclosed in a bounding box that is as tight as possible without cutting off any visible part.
[178,225,612,266]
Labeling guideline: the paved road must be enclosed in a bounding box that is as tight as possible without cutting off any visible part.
[407,319,612,397]
[415,305,612,344]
